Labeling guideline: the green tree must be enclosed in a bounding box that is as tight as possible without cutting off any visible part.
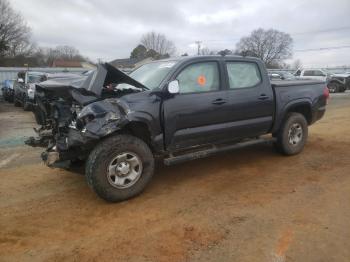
[130,44,147,59]
[217,49,233,56]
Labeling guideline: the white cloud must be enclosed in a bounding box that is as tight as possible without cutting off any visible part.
[9,0,350,66]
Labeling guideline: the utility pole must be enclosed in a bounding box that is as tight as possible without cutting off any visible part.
[195,41,202,55]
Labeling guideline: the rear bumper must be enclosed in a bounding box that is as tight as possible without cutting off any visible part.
[312,106,326,124]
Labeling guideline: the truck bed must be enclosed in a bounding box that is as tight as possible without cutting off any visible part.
[270,79,327,133]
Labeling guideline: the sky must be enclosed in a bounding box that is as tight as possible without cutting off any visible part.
[10,0,350,67]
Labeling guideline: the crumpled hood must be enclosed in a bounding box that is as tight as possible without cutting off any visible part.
[36,63,147,96]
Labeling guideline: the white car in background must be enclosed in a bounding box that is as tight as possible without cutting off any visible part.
[295,69,350,93]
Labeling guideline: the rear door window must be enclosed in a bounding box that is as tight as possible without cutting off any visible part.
[313,70,325,76]
[226,62,261,89]
[303,70,314,76]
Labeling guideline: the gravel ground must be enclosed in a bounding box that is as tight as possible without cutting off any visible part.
[1,92,350,262]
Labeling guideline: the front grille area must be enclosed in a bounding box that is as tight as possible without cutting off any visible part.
[345,77,350,88]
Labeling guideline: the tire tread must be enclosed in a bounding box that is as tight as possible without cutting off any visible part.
[85,134,154,202]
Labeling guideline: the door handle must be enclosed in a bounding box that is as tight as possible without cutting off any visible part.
[258,94,269,100]
[212,98,227,105]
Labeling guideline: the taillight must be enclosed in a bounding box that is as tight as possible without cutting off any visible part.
[324,87,329,104]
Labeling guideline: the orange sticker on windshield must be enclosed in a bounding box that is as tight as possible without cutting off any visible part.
[197,75,206,86]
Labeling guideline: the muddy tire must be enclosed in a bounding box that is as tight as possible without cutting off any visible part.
[275,113,308,155]
[86,134,155,202]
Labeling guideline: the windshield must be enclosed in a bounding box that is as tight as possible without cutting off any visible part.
[117,61,176,90]
[28,74,45,83]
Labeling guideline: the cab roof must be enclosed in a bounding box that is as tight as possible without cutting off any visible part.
[150,55,263,64]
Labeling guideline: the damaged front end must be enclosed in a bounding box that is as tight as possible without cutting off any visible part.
[25,63,146,168]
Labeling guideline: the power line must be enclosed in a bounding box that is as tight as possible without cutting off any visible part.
[291,26,350,36]
[191,25,350,44]
[295,45,350,52]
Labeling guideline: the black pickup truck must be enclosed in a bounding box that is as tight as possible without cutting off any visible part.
[27,56,328,202]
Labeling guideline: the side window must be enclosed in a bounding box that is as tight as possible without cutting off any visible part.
[303,70,313,76]
[314,70,324,76]
[176,62,219,93]
[226,62,261,89]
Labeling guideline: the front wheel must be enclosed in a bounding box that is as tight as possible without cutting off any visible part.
[14,98,21,107]
[339,86,346,93]
[23,96,31,111]
[275,113,308,155]
[328,82,339,93]
[86,134,155,202]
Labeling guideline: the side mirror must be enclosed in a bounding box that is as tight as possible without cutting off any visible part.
[18,78,24,83]
[168,80,179,94]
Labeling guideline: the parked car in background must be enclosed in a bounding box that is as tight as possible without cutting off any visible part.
[295,69,350,93]
[27,56,328,202]
[268,71,297,80]
[14,71,47,110]
[1,79,15,102]
[328,73,350,93]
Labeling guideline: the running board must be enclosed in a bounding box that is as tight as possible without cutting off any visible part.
[163,137,275,166]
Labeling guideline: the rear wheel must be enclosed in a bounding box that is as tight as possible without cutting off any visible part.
[275,113,308,155]
[86,134,155,202]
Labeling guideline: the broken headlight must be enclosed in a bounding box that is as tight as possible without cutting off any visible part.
[74,100,121,131]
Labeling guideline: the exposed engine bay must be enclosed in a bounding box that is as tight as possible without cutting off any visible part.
[25,63,148,167]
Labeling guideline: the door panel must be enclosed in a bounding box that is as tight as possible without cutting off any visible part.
[163,90,232,150]
[163,61,231,150]
[224,61,274,138]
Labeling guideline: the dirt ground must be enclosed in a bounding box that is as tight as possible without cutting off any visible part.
[1,92,350,262]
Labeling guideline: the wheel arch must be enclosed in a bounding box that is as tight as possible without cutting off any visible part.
[328,79,343,86]
[285,103,312,124]
[272,100,312,134]
[123,121,153,151]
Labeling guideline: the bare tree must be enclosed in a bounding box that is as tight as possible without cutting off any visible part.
[55,45,81,60]
[141,31,176,57]
[235,28,293,67]
[29,45,85,66]
[291,59,302,70]
[0,0,32,57]
[199,47,211,55]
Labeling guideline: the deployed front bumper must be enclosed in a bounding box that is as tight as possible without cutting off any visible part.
[26,126,98,168]
[41,149,78,168]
